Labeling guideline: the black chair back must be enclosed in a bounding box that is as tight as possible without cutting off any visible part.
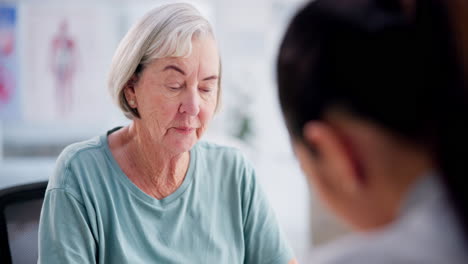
[0,181,48,264]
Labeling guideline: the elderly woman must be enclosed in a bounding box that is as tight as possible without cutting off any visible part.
[278,0,468,263]
[38,3,296,264]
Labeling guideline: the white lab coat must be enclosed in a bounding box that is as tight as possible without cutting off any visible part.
[309,173,468,264]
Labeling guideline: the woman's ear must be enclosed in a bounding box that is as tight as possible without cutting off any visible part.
[124,74,139,108]
[302,121,364,196]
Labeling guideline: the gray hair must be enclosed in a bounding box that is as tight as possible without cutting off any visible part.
[108,3,220,119]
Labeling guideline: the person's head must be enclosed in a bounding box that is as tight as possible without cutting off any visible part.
[108,3,221,154]
[278,0,468,235]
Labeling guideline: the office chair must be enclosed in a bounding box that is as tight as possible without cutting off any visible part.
[0,181,48,264]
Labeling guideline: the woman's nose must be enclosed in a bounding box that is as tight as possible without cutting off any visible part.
[178,88,200,116]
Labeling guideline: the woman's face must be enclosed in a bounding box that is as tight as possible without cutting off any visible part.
[127,36,219,154]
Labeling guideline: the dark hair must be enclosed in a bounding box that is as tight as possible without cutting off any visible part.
[277,0,468,241]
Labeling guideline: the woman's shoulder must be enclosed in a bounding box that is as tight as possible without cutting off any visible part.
[195,141,249,164]
[57,135,106,168]
[195,140,241,152]
[193,141,255,181]
[49,135,108,190]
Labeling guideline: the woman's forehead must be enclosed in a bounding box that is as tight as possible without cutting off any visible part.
[149,55,219,77]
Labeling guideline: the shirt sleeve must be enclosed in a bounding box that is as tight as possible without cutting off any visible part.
[38,187,97,264]
[242,162,295,264]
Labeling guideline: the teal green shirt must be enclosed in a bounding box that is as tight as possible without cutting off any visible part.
[38,131,294,263]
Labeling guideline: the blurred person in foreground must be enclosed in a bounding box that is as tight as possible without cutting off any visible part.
[277,0,468,263]
[38,3,296,264]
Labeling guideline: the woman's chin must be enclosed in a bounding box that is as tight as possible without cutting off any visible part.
[165,134,198,154]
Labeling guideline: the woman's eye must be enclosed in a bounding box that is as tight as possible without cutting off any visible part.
[200,88,212,93]
[167,85,182,90]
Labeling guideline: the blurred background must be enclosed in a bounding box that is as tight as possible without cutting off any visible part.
[0,0,348,262]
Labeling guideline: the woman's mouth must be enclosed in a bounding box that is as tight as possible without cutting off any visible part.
[173,127,195,135]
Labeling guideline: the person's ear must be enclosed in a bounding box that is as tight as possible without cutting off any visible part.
[124,74,139,108]
[303,121,364,196]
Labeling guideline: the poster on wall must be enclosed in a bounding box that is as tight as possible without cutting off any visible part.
[0,5,20,121]
[21,4,119,123]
